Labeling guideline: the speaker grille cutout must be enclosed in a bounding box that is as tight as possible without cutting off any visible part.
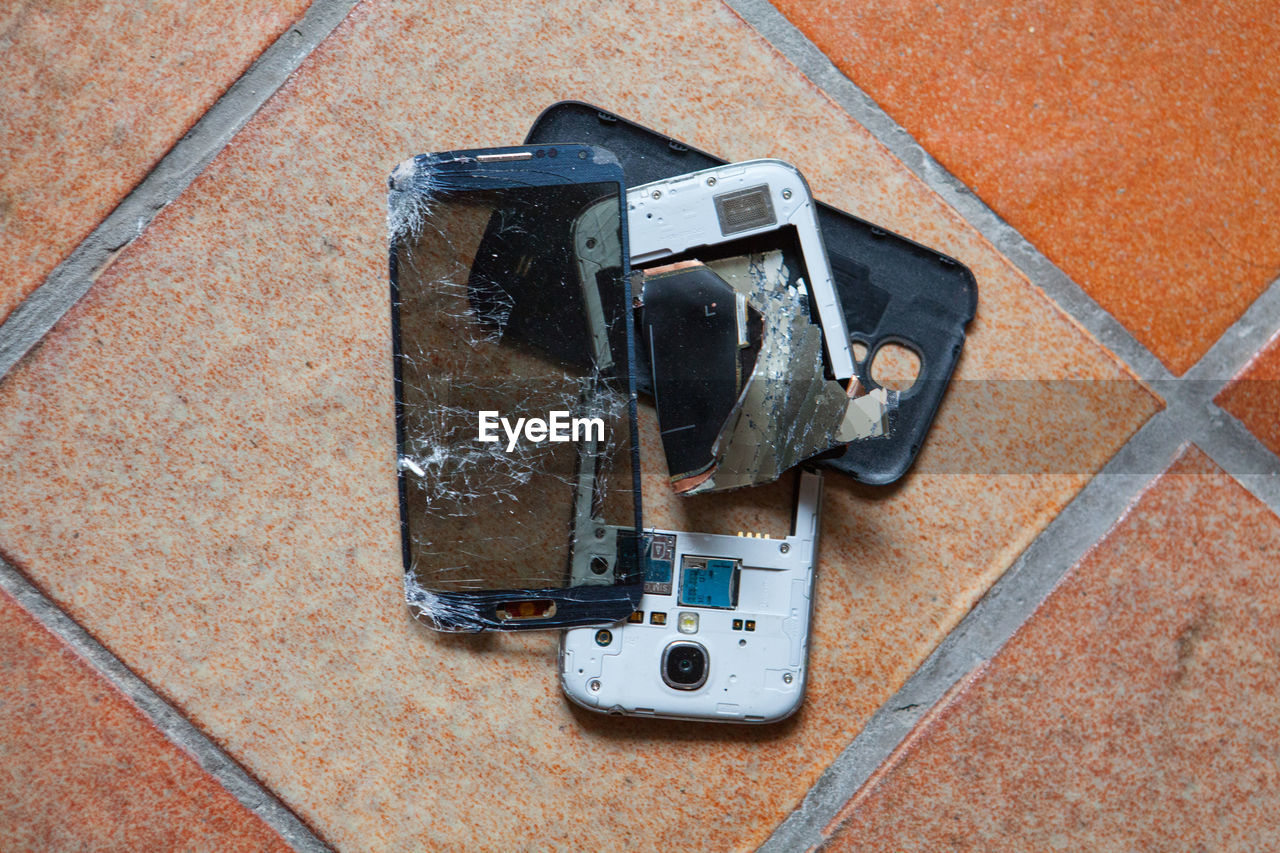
[714,184,776,235]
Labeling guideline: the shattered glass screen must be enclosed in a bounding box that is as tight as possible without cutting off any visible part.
[391,169,642,621]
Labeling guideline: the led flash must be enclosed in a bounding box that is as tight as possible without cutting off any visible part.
[677,612,699,634]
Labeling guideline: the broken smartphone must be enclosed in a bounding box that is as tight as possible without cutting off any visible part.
[526,102,977,486]
[627,161,887,495]
[560,468,824,723]
[388,145,645,631]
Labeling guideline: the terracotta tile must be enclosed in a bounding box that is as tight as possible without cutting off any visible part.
[0,588,291,852]
[770,0,1280,375]
[821,446,1280,851]
[0,0,311,324]
[1216,330,1280,457]
[0,0,1158,849]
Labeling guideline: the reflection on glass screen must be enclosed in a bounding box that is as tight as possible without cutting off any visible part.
[393,178,640,595]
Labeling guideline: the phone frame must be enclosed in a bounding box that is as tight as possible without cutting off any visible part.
[626,160,856,381]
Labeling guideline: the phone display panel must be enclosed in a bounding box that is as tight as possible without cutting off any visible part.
[389,145,643,631]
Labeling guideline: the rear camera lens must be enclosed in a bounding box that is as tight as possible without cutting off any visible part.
[661,641,709,690]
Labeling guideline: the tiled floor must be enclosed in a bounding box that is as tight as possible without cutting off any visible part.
[770,0,1280,376]
[1217,331,1280,458]
[0,0,311,325]
[0,0,1275,850]
[0,589,290,852]
[819,447,1280,850]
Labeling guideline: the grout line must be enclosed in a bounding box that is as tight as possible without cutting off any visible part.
[0,0,363,382]
[1193,405,1280,512]
[0,1,362,848]
[725,1,1280,849]
[722,0,1173,384]
[759,413,1184,852]
[1185,275,1280,382]
[0,557,332,852]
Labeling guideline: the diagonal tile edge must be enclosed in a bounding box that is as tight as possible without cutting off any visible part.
[1185,275,1280,383]
[758,422,1189,852]
[0,555,331,853]
[817,665,986,841]
[0,0,364,382]
[812,444,1280,850]
[722,0,1173,384]
[1194,404,1280,516]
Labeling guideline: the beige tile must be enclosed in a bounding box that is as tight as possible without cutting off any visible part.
[0,0,1158,848]
[821,447,1280,851]
[0,0,310,323]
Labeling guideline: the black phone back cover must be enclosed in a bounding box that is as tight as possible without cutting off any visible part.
[525,101,976,485]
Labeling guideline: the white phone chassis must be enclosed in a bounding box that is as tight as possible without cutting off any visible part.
[625,159,856,380]
[560,470,823,723]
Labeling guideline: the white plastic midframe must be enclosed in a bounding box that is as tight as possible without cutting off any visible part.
[560,470,823,723]
[626,160,856,381]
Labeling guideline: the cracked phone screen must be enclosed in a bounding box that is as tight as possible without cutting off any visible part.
[388,148,643,632]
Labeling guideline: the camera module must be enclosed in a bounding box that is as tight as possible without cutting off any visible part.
[661,641,709,690]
